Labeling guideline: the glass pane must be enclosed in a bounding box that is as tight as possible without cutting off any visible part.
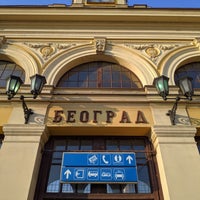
[88,71,97,81]
[122,184,136,193]
[119,140,132,150]
[52,152,62,164]
[107,184,121,194]
[62,184,75,193]
[57,61,142,89]
[54,140,66,150]
[0,60,25,87]
[67,72,78,81]
[79,72,88,81]
[80,140,92,150]
[46,165,61,193]
[112,82,121,88]
[112,71,120,81]
[77,184,91,193]
[106,139,118,150]
[67,82,78,87]
[67,139,79,150]
[137,165,151,193]
[175,62,200,88]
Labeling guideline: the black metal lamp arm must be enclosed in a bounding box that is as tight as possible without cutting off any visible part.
[20,95,33,124]
[166,96,181,125]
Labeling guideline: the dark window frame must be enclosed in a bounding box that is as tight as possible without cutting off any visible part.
[174,62,200,89]
[0,60,25,88]
[195,136,200,153]
[0,134,4,149]
[34,136,163,200]
[57,62,143,89]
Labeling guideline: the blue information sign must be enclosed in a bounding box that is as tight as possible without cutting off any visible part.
[60,152,138,184]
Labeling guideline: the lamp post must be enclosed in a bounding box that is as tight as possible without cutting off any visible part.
[153,75,193,125]
[6,74,46,124]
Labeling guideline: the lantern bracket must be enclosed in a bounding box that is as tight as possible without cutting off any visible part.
[20,95,33,124]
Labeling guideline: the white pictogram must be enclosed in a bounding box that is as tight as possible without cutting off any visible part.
[114,169,125,180]
[101,172,111,177]
[75,169,84,179]
[64,169,71,179]
[88,171,98,177]
[126,155,133,164]
[102,155,109,164]
[114,155,122,163]
[88,155,98,164]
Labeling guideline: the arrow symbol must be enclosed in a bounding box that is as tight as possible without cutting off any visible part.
[126,155,133,164]
[64,169,71,179]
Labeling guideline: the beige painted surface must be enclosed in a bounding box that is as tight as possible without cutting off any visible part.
[0,124,47,200]
[0,106,12,133]
[152,126,200,200]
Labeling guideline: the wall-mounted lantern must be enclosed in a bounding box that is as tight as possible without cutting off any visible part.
[6,74,46,124]
[153,75,193,125]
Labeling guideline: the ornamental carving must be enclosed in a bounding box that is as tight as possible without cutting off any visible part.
[0,36,6,48]
[24,42,77,60]
[191,38,200,49]
[190,117,200,126]
[122,42,180,63]
[94,37,106,54]
[145,46,160,58]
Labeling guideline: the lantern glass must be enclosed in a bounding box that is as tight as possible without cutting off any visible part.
[153,75,169,100]
[178,77,193,100]
[6,75,23,100]
[30,74,46,99]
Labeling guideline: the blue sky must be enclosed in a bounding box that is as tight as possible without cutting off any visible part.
[0,0,200,8]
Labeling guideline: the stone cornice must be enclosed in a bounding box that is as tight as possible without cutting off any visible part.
[2,124,49,145]
[151,125,197,145]
[1,8,200,23]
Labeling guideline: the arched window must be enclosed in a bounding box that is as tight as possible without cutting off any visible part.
[0,60,25,87]
[57,62,143,89]
[34,136,163,200]
[174,62,200,88]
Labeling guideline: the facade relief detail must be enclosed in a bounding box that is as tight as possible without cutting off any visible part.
[191,38,200,50]
[123,43,180,64]
[24,42,77,60]
[94,37,106,54]
[23,41,92,63]
[108,41,189,65]
[0,36,6,48]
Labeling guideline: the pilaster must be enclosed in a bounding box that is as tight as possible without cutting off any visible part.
[0,124,48,200]
[151,125,200,200]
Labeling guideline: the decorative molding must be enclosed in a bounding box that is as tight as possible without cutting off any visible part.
[123,43,180,63]
[107,40,187,64]
[190,117,200,126]
[94,37,106,54]
[151,125,197,145]
[0,36,6,48]
[2,124,48,145]
[191,38,200,49]
[24,42,77,60]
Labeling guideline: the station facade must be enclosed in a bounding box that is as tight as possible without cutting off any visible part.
[0,1,200,200]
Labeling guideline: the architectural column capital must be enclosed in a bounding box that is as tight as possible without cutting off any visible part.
[2,124,49,146]
[151,125,197,145]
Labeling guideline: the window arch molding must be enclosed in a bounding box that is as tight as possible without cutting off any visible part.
[158,45,200,85]
[0,44,40,84]
[43,43,158,87]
